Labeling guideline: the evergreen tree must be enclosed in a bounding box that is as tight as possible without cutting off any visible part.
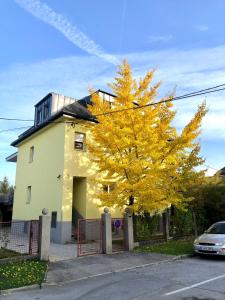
[0,176,14,194]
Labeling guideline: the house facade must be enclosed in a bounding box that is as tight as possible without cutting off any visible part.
[7,91,121,243]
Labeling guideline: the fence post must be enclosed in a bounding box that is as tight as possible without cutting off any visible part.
[101,207,112,254]
[124,208,134,251]
[163,208,170,242]
[39,208,51,261]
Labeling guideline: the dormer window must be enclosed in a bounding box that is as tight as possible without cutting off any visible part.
[34,94,51,126]
[43,103,50,120]
[98,91,115,108]
[36,108,42,125]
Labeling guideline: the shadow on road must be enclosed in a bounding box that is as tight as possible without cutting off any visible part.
[194,254,225,262]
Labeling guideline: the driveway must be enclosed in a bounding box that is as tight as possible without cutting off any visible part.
[2,255,225,299]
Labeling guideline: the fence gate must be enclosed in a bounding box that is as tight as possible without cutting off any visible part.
[29,220,40,255]
[112,218,125,252]
[77,219,102,257]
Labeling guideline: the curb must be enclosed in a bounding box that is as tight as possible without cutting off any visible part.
[0,253,192,294]
[44,254,191,287]
[0,284,41,296]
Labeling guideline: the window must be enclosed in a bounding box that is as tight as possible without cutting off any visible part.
[36,108,42,125]
[43,103,49,120]
[26,186,31,204]
[74,132,86,151]
[29,146,34,163]
[51,211,57,228]
[103,184,116,193]
[100,91,115,109]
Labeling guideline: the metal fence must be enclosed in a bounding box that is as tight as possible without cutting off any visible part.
[77,219,102,257]
[0,220,39,258]
[112,218,125,252]
[133,214,164,244]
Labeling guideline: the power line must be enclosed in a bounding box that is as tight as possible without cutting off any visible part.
[95,85,225,117]
[0,126,31,133]
[203,164,219,172]
[173,83,225,99]
[0,83,225,136]
[0,83,225,122]
[0,117,33,122]
[0,120,80,134]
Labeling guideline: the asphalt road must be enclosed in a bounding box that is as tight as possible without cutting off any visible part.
[2,255,225,300]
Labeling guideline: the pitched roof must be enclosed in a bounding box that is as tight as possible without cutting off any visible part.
[78,89,115,107]
[217,167,225,177]
[5,152,18,162]
[11,100,96,147]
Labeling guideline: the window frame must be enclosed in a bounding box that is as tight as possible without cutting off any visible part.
[74,132,86,151]
[43,103,49,120]
[29,146,34,163]
[26,186,32,204]
[51,211,57,228]
[103,183,116,193]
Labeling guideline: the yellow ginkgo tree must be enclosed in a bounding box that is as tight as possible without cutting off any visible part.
[87,60,207,213]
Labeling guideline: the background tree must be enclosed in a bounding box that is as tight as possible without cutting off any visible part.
[87,61,207,213]
[0,177,14,194]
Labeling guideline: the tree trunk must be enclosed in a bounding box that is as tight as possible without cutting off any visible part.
[192,210,198,237]
[163,208,170,242]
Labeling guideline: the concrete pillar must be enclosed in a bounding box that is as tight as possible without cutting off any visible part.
[39,208,51,261]
[163,208,170,242]
[124,208,134,251]
[101,208,112,254]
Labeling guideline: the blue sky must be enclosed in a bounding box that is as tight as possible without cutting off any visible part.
[1,0,225,183]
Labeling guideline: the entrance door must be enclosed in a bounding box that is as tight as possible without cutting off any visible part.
[72,177,86,239]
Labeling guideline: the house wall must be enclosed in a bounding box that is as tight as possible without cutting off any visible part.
[62,121,122,222]
[12,122,65,242]
[12,117,123,244]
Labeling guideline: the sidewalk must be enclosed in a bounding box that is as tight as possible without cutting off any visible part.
[49,243,77,262]
[46,252,178,285]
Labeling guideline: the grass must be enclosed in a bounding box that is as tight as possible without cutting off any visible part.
[0,260,48,290]
[134,239,194,256]
[0,248,20,259]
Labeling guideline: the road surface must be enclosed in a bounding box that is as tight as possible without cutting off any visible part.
[2,255,225,300]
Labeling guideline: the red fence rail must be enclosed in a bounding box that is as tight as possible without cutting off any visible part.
[77,219,102,257]
[0,220,39,258]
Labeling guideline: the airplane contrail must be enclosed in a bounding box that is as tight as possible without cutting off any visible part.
[15,0,119,65]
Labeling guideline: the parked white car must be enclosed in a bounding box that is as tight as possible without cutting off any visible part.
[194,221,225,255]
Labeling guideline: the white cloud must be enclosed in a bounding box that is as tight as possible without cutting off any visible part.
[195,25,209,32]
[1,44,225,180]
[1,45,225,141]
[205,168,216,176]
[15,0,119,65]
[148,34,173,43]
